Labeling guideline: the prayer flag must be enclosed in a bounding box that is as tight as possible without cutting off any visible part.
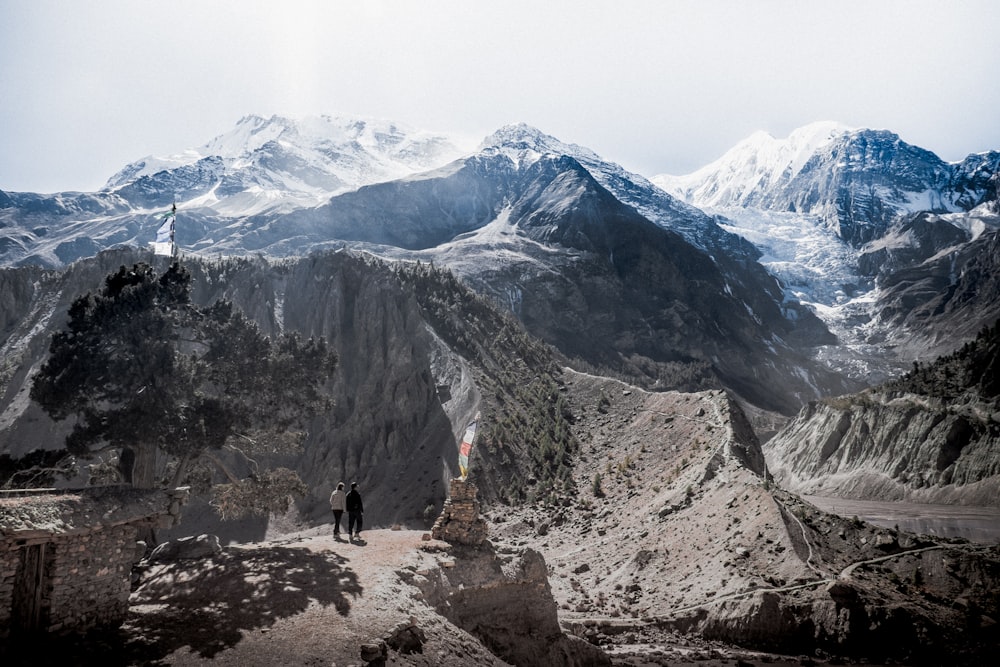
[151,205,176,256]
[458,417,478,479]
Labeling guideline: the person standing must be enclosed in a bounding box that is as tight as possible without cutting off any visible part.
[329,482,347,537]
[346,482,364,540]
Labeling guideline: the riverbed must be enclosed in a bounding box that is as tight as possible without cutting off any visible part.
[804,495,1000,544]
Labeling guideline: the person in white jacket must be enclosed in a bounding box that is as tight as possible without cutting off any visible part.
[329,482,347,537]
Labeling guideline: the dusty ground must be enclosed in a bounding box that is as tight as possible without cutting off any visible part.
[487,370,999,665]
[8,528,513,667]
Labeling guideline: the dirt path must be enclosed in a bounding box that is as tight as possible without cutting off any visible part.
[123,528,456,666]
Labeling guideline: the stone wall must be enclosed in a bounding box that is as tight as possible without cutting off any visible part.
[49,523,142,633]
[0,523,141,637]
[0,486,186,638]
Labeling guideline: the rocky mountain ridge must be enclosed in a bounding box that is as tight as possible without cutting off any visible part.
[268,145,845,413]
[105,114,469,213]
[490,370,1000,663]
[0,250,457,530]
[0,114,467,267]
[653,123,1000,390]
[2,253,998,664]
[765,390,1000,506]
[764,321,1000,506]
[3,117,1000,665]
[0,247,596,535]
[2,118,855,416]
[10,368,996,666]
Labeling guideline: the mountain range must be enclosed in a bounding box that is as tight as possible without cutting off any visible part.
[654,121,1000,362]
[2,116,998,415]
[654,121,999,246]
[2,115,998,485]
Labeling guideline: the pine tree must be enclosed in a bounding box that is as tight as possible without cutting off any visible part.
[30,262,337,518]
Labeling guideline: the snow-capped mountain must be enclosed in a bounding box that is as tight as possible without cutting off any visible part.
[0,115,469,267]
[246,125,850,413]
[1,115,997,413]
[477,124,761,263]
[656,121,852,210]
[653,122,1000,377]
[0,118,850,414]
[655,122,1000,246]
[106,114,470,215]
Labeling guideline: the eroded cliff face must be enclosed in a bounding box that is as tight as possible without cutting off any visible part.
[401,541,608,667]
[0,249,481,533]
[764,392,1000,506]
[271,254,473,527]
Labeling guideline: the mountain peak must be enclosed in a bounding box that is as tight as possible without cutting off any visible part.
[787,120,853,145]
[201,113,446,160]
[104,114,467,196]
[480,123,552,148]
[653,121,859,205]
[709,121,853,180]
[478,123,603,171]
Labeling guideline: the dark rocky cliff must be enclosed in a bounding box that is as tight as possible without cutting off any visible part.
[868,228,1000,358]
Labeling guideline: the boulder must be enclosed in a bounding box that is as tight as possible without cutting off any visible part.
[148,534,221,561]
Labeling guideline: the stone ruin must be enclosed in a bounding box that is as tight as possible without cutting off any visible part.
[422,478,611,665]
[0,485,187,639]
[430,478,488,546]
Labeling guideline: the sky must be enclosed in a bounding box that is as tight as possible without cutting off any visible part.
[2,0,999,193]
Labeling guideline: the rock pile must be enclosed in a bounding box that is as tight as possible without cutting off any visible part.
[431,478,488,546]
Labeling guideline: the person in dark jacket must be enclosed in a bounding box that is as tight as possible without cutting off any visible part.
[346,482,364,540]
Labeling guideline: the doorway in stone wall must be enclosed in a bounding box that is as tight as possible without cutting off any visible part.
[11,543,49,633]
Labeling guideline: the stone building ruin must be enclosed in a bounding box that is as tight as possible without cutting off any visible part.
[0,485,187,639]
[431,478,488,546]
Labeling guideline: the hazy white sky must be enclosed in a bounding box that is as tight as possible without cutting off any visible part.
[2,0,999,193]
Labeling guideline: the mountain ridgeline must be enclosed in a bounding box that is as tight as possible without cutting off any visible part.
[3,116,1000,662]
[269,148,846,413]
[0,119,855,415]
[658,123,1000,246]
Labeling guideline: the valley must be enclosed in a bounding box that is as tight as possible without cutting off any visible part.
[1,115,998,665]
[805,496,1000,544]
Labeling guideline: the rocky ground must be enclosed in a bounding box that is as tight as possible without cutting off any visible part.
[10,529,858,667]
[486,370,1000,665]
[8,370,999,666]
